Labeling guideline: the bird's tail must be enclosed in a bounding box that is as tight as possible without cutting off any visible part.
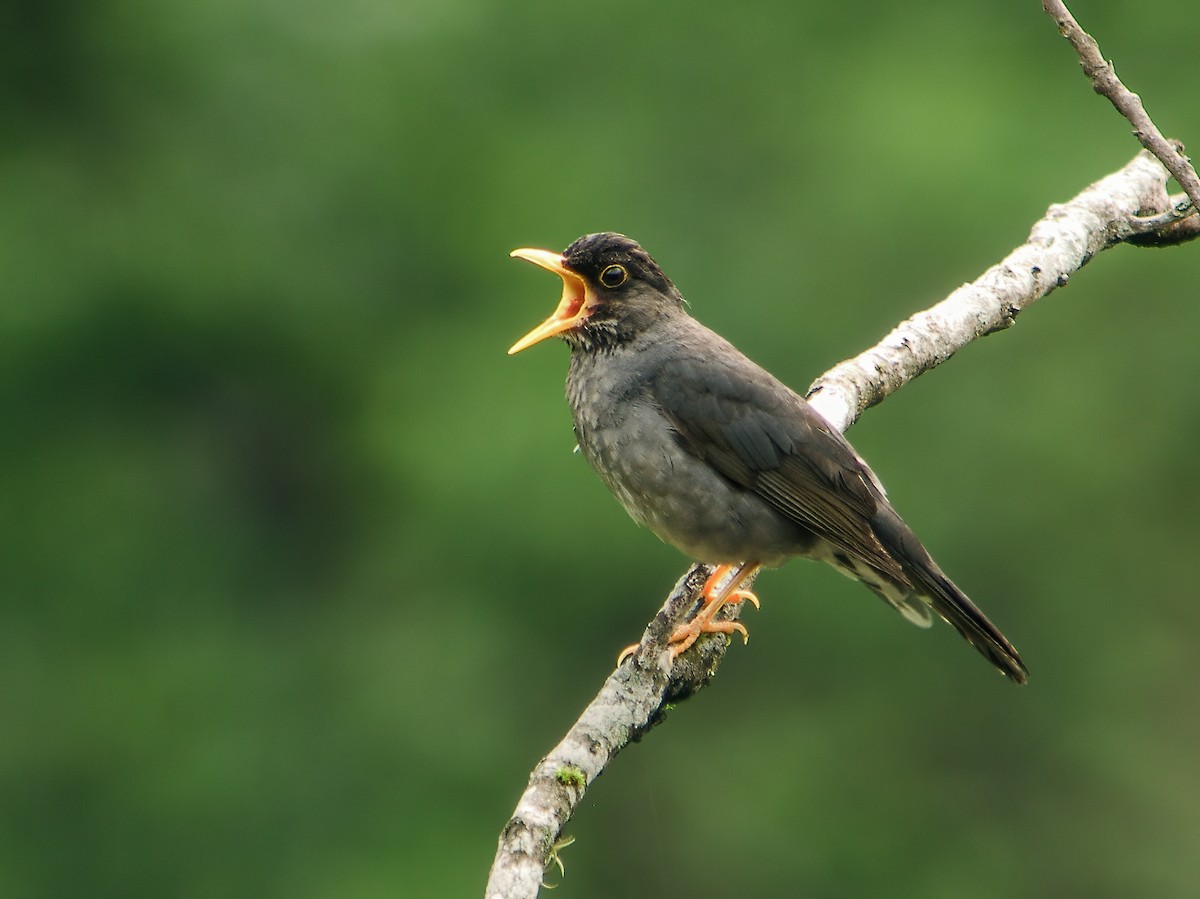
[873,509,1028,684]
[919,566,1028,684]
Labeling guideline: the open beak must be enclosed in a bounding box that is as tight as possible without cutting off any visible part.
[508,248,593,354]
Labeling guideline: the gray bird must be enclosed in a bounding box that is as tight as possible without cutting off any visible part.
[509,232,1027,683]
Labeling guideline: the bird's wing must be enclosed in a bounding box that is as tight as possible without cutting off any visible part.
[653,352,910,586]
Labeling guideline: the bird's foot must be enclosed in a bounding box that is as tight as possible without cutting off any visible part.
[667,615,748,659]
[616,562,762,666]
[667,564,761,658]
[617,595,758,664]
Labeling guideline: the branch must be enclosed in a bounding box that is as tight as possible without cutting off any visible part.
[485,564,735,899]
[807,151,1174,429]
[484,150,1177,899]
[1042,0,1200,237]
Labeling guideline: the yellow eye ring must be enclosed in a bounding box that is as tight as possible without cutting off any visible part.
[599,264,628,288]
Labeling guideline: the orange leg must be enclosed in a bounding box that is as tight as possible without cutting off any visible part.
[666,561,762,659]
[616,562,763,666]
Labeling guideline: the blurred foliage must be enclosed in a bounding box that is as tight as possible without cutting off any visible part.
[1,0,1198,896]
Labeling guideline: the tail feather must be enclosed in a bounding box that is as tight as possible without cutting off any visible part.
[920,568,1028,684]
[872,508,1028,684]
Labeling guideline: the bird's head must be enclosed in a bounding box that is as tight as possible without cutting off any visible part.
[508,232,685,354]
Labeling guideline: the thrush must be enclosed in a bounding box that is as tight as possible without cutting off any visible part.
[508,232,1027,683]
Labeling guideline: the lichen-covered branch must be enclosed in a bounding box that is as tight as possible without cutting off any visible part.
[485,149,1180,899]
[484,564,739,899]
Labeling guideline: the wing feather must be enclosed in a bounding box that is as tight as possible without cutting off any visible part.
[653,354,909,585]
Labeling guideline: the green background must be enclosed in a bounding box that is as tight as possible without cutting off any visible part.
[3,1,1198,896]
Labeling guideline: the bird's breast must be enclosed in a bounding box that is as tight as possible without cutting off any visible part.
[565,348,810,566]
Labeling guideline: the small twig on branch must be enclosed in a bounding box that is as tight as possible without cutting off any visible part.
[485,150,1177,899]
[1126,196,1195,234]
[1042,0,1200,223]
[1125,194,1200,247]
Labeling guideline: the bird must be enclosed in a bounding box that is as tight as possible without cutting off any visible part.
[507,232,1027,683]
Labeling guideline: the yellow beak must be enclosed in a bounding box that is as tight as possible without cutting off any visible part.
[508,248,593,354]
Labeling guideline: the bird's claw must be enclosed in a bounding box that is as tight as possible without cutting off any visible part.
[729,588,760,610]
[615,642,640,666]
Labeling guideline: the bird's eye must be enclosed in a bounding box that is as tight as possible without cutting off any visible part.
[599,264,628,288]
